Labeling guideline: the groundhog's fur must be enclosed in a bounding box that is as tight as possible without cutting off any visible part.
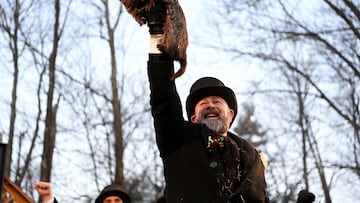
[120,0,188,80]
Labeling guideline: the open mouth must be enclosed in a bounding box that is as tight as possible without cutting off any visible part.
[204,113,219,119]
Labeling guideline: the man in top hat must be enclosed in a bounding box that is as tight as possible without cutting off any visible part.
[35,181,131,203]
[143,2,269,202]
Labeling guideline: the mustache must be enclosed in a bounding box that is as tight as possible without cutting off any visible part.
[201,109,220,118]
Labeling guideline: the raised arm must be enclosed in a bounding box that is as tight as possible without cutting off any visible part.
[35,181,56,203]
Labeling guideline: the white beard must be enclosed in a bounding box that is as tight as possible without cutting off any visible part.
[196,109,228,134]
[200,119,227,134]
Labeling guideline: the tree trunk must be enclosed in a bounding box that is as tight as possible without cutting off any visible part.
[40,0,61,182]
[102,0,125,185]
[5,0,20,179]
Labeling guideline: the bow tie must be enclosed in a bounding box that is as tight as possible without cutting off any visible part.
[207,135,225,150]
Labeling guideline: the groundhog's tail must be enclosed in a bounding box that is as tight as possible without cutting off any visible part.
[170,58,187,81]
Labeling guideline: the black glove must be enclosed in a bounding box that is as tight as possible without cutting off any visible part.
[144,0,166,34]
[296,190,315,203]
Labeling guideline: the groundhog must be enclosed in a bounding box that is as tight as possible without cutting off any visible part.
[119,0,188,81]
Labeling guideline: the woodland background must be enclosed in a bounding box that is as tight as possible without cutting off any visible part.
[0,0,359,202]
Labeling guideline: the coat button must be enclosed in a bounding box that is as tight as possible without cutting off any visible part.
[210,161,218,168]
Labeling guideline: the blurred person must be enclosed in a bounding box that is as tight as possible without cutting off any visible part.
[35,181,131,203]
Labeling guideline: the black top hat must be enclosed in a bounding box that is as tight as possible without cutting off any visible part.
[95,184,131,203]
[185,77,237,125]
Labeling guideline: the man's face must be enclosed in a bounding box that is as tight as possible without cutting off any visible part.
[103,196,123,203]
[191,96,234,135]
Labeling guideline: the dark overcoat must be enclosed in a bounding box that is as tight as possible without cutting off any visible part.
[147,54,269,203]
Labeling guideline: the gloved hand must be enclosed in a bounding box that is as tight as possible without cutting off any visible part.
[296,190,315,203]
[144,0,166,34]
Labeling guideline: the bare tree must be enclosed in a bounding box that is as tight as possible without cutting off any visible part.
[101,0,126,185]
[85,0,163,199]
[234,103,268,147]
[40,0,59,182]
[1,0,163,201]
[1,0,70,196]
[205,0,360,202]
[0,0,23,179]
[40,0,72,183]
[282,61,332,202]
[0,0,50,188]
